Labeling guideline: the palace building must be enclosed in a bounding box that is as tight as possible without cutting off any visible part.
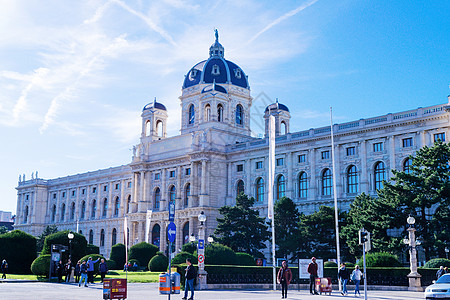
[15,34,450,258]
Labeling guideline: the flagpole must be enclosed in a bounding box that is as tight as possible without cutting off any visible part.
[124,216,128,281]
[330,107,342,292]
[268,114,276,291]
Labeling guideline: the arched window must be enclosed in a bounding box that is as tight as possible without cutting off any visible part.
[281,121,287,135]
[111,228,117,246]
[145,120,151,137]
[237,180,245,195]
[374,161,386,190]
[205,104,211,121]
[298,172,308,198]
[152,224,160,246]
[184,184,190,207]
[156,120,163,136]
[347,165,358,194]
[322,169,332,196]
[126,195,131,213]
[60,203,65,221]
[276,175,286,199]
[154,188,160,210]
[169,186,176,204]
[102,198,108,218]
[70,202,75,220]
[403,158,411,174]
[236,104,243,125]
[100,229,105,247]
[91,199,96,219]
[256,177,264,202]
[51,204,56,222]
[114,197,120,217]
[188,104,195,124]
[217,104,223,122]
[89,229,94,244]
[182,222,190,245]
[24,205,28,223]
[81,201,86,219]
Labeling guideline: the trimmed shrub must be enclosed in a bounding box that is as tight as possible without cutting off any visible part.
[86,244,99,255]
[236,252,255,266]
[42,230,87,264]
[129,242,158,268]
[424,258,450,268]
[31,254,51,277]
[0,230,37,274]
[172,251,196,265]
[110,243,126,270]
[324,261,338,268]
[78,254,106,273]
[181,242,197,254]
[148,252,168,272]
[106,259,116,270]
[357,252,402,267]
[205,243,236,265]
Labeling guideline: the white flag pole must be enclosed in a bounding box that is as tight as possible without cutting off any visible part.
[330,107,342,292]
[268,114,276,291]
[124,216,128,280]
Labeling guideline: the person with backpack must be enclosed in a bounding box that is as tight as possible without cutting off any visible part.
[338,263,350,296]
[351,265,363,296]
[182,258,197,300]
[1,260,8,279]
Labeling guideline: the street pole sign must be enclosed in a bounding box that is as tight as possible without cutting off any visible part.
[167,222,176,243]
[169,202,175,222]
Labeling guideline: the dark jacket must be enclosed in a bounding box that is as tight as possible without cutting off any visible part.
[75,264,81,275]
[338,267,350,280]
[437,269,445,279]
[99,262,108,273]
[277,267,293,285]
[80,264,88,274]
[307,262,318,276]
[1,262,8,272]
[185,265,197,280]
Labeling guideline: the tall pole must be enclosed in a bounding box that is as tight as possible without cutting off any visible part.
[363,242,367,300]
[268,114,276,291]
[330,107,342,292]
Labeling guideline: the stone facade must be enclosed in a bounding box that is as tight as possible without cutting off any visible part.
[15,36,450,259]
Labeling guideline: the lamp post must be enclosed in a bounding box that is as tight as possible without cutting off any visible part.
[67,231,75,283]
[197,211,207,290]
[445,247,449,260]
[405,216,423,291]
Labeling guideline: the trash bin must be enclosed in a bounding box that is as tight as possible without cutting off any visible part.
[170,272,180,294]
[315,277,332,295]
[159,273,171,294]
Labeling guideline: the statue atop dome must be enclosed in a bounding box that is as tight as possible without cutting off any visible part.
[215,28,219,43]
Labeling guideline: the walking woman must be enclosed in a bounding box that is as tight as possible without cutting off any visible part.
[351,265,363,296]
[277,261,293,299]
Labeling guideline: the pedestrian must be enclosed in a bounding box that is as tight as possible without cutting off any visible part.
[56,260,64,283]
[99,259,108,283]
[78,261,88,287]
[338,263,350,296]
[444,267,449,274]
[1,259,8,279]
[436,266,445,279]
[350,265,363,296]
[277,260,292,299]
[65,259,72,282]
[182,258,197,300]
[74,261,81,283]
[307,257,319,295]
[86,257,100,284]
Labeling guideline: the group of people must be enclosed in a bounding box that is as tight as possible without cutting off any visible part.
[77,257,108,287]
[338,263,363,296]
[436,266,449,279]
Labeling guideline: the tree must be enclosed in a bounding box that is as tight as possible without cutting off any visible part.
[0,226,8,235]
[273,197,300,261]
[214,193,270,258]
[36,225,58,253]
[110,243,126,270]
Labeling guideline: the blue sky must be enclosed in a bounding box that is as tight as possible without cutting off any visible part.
[0,0,449,214]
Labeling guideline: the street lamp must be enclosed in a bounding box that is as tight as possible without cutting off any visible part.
[68,231,74,260]
[198,211,206,225]
[189,234,196,243]
[207,236,214,243]
[197,211,207,290]
[406,216,422,291]
[445,247,449,260]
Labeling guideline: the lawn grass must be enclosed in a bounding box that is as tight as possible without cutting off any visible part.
[3,274,44,281]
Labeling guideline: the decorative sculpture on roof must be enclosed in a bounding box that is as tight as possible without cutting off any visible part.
[215,28,219,42]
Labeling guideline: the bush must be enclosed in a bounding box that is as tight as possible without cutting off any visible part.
[205,244,236,265]
[0,230,37,274]
[357,252,402,267]
[324,261,338,268]
[129,242,158,268]
[110,243,126,270]
[42,230,87,264]
[181,242,197,254]
[236,253,255,266]
[424,258,450,268]
[31,254,51,277]
[86,244,99,255]
[172,251,196,265]
[106,259,116,270]
[148,252,168,272]
[78,254,106,273]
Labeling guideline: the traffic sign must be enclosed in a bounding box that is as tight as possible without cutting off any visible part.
[169,202,175,222]
[167,222,176,243]
[198,254,204,263]
[198,239,204,250]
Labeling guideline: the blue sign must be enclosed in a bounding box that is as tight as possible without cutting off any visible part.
[167,222,176,243]
[169,202,175,222]
[198,239,204,250]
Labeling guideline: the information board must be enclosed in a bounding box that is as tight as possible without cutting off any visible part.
[103,278,127,299]
[298,259,323,279]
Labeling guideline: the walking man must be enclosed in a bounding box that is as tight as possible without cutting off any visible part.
[78,261,88,287]
[86,257,99,284]
[307,257,319,295]
[1,259,8,279]
[182,258,197,300]
[338,263,350,296]
[99,259,108,283]
[277,260,292,299]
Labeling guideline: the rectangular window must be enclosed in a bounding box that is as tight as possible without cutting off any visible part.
[346,147,356,156]
[373,142,383,152]
[92,187,97,193]
[62,192,66,198]
[256,161,263,169]
[53,193,56,199]
[71,190,75,197]
[103,185,108,192]
[26,194,29,200]
[276,158,284,166]
[402,138,413,148]
[82,189,85,195]
[434,133,446,142]
[236,164,244,172]
[185,168,191,175]
[298,154,306,163]
[321,151,330,160]
[154,173,160,180]
[115,183,119,190]
[127,181,132,188]
[169,170,176,178]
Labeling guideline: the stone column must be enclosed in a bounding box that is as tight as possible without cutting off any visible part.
[226,162,232,205]
[161,169,167,210]
[199,160,207,207]
[407,226,423,291]
[245,159,251,196]
[287,152,293,199]
[176,166,182,209]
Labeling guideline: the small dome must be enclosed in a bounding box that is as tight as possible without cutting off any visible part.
[143,100,167,111]
[265,102,290,113]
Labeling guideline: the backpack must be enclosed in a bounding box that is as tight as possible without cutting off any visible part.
[350,271,356,281]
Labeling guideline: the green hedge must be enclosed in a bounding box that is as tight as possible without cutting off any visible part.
[129,242,158,268]
[106,259,116,270]
[236,253,255,266]
[357,252,402,267]
[424,258,450,268]
[31,254,51,277]
[181,242,197,254]
[42,231,87,264]
[110,243,126,270]
[0,230,36,274]
[148,252,168,272]
[86,244,99,255]
[172,251,196,265]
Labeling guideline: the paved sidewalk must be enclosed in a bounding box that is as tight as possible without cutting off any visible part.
[0,282,425,300]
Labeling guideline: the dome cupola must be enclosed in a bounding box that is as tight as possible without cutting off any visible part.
[209,29,225,58]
